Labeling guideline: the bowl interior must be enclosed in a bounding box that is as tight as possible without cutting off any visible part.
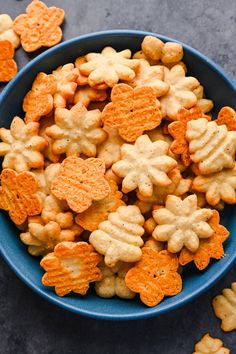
[0,31,236,320]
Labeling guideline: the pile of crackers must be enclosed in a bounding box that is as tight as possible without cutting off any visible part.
[0,1,235,351]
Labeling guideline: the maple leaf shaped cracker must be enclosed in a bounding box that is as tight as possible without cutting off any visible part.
[0,40,17,82]
[51,156,110,213]
[75,179,125,231]
[179,210,229,270]
[168,106,210,166]
[40,241,102,296]
[216,106,236,131]
[23,72,57,123]
[13,0,65,52]
[101,83,162,142]
[0,169,42,225]
[125,248,182,307]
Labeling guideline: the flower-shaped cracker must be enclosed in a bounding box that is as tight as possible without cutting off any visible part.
[0,169,42,225]
[79,46,139,87]
[152,194,214,253]
[193,333,230,354]
[33,163,60,197]
[125,248,182,307]
[0,116,47,172]
[73,86,107,107]
[46,103,107,157]
[112,134,177,197]
[101,84,162,142]
[0,40,17,82]
[159,65,200,120]
[52,63,79,108]
[0,14,20,48]
[51,156,110,213]
[186,118,236,174]
[75,179,125,231]
[13,0,65,52]
[95,261,135,299]
[192,163,236,206]
[20,220,79,256]
[216,106,236,131]
[89,205,144,267]
[168,107,210,166]
[136,168,192,213]
[97,125,125,168]
[179,210,229,270]
[40,241,102,296]
[23,72,57,123]
[129,59,169,97]
[213,282,236,332]
[39,114,59,163]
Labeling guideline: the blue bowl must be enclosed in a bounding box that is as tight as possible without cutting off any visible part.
[0,30,236,320]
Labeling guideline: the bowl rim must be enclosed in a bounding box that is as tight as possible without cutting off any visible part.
[0,29,236,321]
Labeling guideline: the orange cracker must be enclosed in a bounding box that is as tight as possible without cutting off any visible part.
[23,72,57,123]
[75,179,125,231]
[168,106,210,166]
[74,86,107,107]
[125,248,182,307]
[51,156,110,213]
[13,0,65,53]
[40,241,102,296]
[0,40,17,82]
[101,83,162,142]
[0,169,42,225]
[179,210,229,270]
[216,106,236,131]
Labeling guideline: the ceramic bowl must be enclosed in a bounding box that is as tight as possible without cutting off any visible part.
[0,30,236,320]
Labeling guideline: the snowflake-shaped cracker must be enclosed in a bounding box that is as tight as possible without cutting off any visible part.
[152,194,214,253]
[112,134,177,197]
[159,65,200,120]
[0,116,47,172]
[46,103,107,157]
[40,241,102,296]
[52,63,79,108]
[192,163,236,206]
[79,46,140,87]
[129,59,169,97]
[213,282,236,332]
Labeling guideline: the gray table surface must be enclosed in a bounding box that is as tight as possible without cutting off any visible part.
[0,1,236,353]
